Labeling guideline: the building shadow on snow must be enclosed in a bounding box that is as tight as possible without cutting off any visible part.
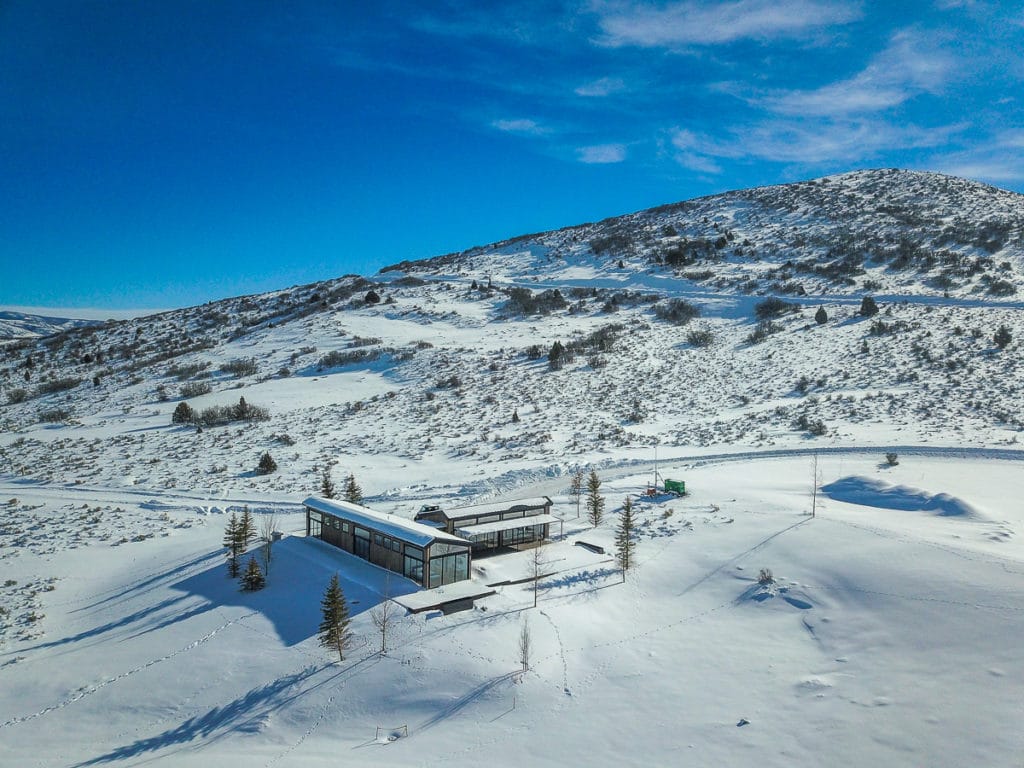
[169,536,418,647]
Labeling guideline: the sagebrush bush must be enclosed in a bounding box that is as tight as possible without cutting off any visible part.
[686,328,713,347]
[754,297,799,320]
[36,377,81,395]
[653,298,700,325]
[181,381,212,398]
[220,358,257,377]
[318,349,382,369]
[746,319,782,344]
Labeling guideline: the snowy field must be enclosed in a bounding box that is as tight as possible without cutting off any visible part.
[2,451,1023,767]
[3,170,1024,765]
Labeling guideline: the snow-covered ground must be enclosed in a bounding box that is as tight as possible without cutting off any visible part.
[2,452,1023,767]
[3,169,1024,765]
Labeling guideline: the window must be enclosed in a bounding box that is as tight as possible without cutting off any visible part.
[390,540,401,552]
[354,526,369,540]
[342,522,350,533]
[374,533,383,546]
[405,545,423,560]
[404,555,424,583]
[308,510,322,522]
[454,552,468,581]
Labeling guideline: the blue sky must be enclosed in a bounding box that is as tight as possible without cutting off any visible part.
[2,1,1023,311]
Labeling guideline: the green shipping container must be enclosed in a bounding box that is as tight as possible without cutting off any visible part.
[664,478,686,495]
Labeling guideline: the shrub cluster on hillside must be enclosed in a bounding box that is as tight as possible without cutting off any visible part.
[172,396,270,427]
[654,298,701,326]
[506,287,568,315]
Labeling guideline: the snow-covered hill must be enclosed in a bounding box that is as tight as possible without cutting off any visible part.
[2,170,1023,498]
[2,169,1024,767]
[0,311,97,341]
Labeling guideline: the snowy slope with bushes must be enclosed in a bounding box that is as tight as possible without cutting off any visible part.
[2,169,1024,766]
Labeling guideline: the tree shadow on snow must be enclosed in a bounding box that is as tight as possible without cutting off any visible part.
[538,566,619,592]
[70,666,319,766]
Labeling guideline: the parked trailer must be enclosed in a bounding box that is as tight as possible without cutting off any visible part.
[664,478,686,495]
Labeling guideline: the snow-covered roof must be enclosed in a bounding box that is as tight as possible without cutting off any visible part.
[455,513,560,538]
[442,496,552,520]
[303,496,470,548]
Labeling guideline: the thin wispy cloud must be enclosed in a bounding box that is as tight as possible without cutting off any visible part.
[594,0,861,48]
[932,131,1024,183]
[760,30,952,116]
[672,118,964,167]
[491,118,549,135]
[575,77,627,97]
[578,143,627,163]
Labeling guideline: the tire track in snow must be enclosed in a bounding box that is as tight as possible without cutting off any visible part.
[0,610,256,729]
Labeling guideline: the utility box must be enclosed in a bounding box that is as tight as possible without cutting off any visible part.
[664,478,686,495]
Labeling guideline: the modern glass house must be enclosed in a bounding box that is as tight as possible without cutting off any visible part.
[414,496,556,553]
[303,496,472,588]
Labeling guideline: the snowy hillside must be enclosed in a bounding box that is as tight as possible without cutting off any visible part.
[0,311,97,341]
[2,169,1024,766]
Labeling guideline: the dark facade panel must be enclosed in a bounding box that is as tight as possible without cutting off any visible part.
[305,504,471,588]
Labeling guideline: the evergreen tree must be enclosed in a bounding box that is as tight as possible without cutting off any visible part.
[343,473,363,505]
[257,452,277,475]
[994,324,1012,350]
[319,573,352,662]
[223,512,242,578]
[239,506,257,551]
[570,468,584,518]
[859,295,879,317]
[240,556,265,591]
[615,496,637,582]
[511,408,520,423]
[586,470,604,527]
[814,306,828,325]
[548,340,565,370]
[172,401,195,424]
[321,467,336,499]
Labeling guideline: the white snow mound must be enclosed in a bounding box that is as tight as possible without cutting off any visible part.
[821,476,979,518]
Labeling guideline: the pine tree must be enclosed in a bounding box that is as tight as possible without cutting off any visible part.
[615,496,636,582]
[548,340,565,370]
[319,573,352,662]
[586,470,604,528]
[815,306,828,325]
[223,512,242,578]
[343,473,363,505]
[570,468,584,519]
[239,506,257,551]
[859,295,879,317]
[172,401,195,424]
[257,452,277,475]
[321,467,336,499]
[241,556,265,591]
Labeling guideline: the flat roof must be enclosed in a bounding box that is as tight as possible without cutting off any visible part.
[455,513,560,538]
[303,496,470,549]
[442,496,552,520]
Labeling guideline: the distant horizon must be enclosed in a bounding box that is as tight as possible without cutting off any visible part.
[4,2,1022,310]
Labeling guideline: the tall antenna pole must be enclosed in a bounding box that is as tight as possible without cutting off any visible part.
[811,452,819,518]
[653,446,659,492]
